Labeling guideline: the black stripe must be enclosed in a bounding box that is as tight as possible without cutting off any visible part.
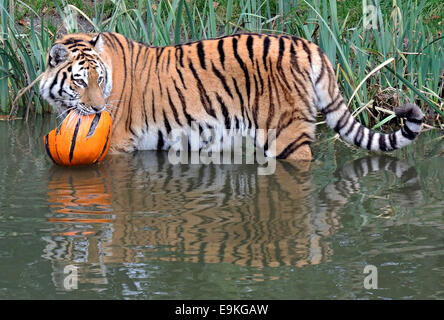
[316,47,326,84]
[401,124,417,140]
[263,139,269,153]
[157,130,164,150]
[176,47,187,89]
[176,64,187,89]
[301,40,312,65]
[345,121,358,137]
[278,37,285,62]
[197,42,206,69]
[94,127,111,164]
[252,74,259,129]
[333,108,350,133]
[266,78,275,130]
[216,93,231,129]
[324,54,335,97]
[156,47,165,68]
[198,123,204,137]
[163,110,172,135]
[134,44,143,71]
[87,113,101,138]
[69,117,81,163]
[323,93,341,114]
[232,37,250,101]
[290,77,312,115]
[167,88,182,126]
[407,118,422,124]
[247,35,254,64]
[326,97,344,115]
[277,133,312,159]
[354,125,364,147]
[211,62,233,99]
[338,114,355,137]
[391,132,397,150]
[157,71,164,98]
[217,39,225,69]
[127,36,136,136]
[189,59,216,118]
[58,72,67,97]
[255,58,264,95]
[177,46,184,68]
[68,43,87,51]
[166,49,171,72]
[367,130,375,150]
[263,37,270,71]
[289,53,309,90]
[276,37,291,91]
[101,33,117,51]
[139,48,154,82]
[173,80,194,126]
[151,90,156,123]
[48,68,63,99]
[388,132,397,150]
[379,134,388,151]
[63,38,83,45]
[291,36,301,45]
[282,49,311,108]
[142,89,149,131]
[289,42,302,73]
[44,135,56,164]
[140,49,151,96]
[275,113,292,139]
[126,35,134,59]
[268,64,283,118]
[232,77,247,126]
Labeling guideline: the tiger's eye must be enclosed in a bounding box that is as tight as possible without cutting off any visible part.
[75,79,87,87]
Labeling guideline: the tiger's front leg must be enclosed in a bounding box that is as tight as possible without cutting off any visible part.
[108,125,137,153]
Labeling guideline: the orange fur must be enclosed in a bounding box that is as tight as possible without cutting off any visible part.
[40,32,422,161]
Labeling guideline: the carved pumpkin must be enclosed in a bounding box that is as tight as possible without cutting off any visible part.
[44,111,112,166]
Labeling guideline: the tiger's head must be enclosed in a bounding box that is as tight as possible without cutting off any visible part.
[40,33,112,115]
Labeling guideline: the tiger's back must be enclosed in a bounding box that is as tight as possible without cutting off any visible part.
[102,32,318,159]
[40,32,423,160]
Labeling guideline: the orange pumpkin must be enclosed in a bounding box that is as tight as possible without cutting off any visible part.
[44,110,112,166]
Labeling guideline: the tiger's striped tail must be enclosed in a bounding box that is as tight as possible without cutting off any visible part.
[314,51,423,152]
[324,102,423,152]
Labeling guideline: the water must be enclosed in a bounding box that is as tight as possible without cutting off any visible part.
[0,117,443,299]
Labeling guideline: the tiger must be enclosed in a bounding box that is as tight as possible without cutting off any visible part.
[39,32,423,160]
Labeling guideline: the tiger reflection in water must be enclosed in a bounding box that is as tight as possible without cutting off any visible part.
[43,153,422,289]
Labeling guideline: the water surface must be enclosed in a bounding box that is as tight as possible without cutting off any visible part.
[0,117,443,299]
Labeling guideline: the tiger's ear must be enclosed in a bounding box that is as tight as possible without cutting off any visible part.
[90,33,104,54]
[48,43,68,68]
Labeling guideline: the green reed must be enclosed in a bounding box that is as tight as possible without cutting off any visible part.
[1,0,443,128]
[1,0,53,116]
